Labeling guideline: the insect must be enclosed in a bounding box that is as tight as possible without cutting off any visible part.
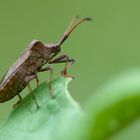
[0,17,91,108]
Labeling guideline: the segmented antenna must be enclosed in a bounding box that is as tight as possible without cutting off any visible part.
[58,16,92,46]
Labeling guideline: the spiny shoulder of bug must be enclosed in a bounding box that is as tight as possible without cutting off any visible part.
[47,43,61,54]
[30,32,70,60]
[29,39,61,59]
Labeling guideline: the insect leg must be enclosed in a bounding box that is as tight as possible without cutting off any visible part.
[48,55,75,79]
[49,55,75,64]
[13,94,22,108]
[27,83,39,109]
[37,66,53,97]
[26,74,39,85]
[26,74,40,109]
[35,75,39,87]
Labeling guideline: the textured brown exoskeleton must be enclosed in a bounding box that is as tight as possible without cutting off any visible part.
[0,17,91,108]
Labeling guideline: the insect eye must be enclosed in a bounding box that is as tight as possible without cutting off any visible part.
[56,46,61,52]
[52,45,61,53]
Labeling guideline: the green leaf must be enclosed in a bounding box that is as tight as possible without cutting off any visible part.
[0,76,82,140]
[85,69,140,140]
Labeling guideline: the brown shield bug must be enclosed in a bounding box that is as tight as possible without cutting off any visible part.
[0,17,91,108]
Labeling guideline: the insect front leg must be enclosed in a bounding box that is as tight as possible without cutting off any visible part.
[48,54,75,79]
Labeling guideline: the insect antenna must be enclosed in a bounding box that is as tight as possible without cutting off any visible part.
[58,16,92,46]
[64,16,78,35]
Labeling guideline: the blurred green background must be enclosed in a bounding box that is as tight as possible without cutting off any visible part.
[0,0,140,125]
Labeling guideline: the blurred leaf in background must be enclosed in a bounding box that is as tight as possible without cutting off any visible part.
[85,69,140,140]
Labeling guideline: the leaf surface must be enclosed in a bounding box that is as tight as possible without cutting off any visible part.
[0,76,81,140]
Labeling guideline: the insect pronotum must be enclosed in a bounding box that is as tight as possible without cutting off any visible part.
[0,17,91,108]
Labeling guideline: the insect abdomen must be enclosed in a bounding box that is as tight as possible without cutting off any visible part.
[0,70,27,102]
